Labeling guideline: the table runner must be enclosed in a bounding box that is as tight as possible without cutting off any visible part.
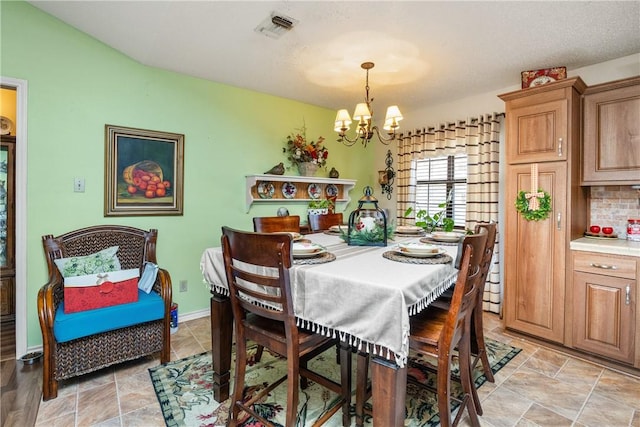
[200,233,458,367]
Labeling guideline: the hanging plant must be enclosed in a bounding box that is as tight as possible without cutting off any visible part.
[515,189,552,221]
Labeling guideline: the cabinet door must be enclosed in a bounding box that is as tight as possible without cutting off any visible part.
[504,162,567,343]
[573,271,635,364]
[506,98,568,164]
[582,78,640,184]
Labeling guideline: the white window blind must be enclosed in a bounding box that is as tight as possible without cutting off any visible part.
[415,155,467,228]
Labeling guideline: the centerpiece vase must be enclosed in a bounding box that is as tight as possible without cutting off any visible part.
[297,162,318,177]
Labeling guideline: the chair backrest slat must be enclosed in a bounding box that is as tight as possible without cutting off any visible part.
[253,216,301,233]
[307,213,343,232]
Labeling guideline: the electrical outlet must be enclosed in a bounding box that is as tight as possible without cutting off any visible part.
[179,280,188,292]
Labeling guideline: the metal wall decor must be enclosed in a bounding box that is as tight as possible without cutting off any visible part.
[378,149,395,200]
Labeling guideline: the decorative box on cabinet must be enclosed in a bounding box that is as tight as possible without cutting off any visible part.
[581,76,640,185]
[500,78,587,345]
[502,77,587,165]
[572,251,637,366]
[245,175,356,212]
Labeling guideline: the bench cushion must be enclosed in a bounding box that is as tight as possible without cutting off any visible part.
[54,289,165,343]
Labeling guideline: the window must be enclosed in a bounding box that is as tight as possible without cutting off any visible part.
[414,154,467,228]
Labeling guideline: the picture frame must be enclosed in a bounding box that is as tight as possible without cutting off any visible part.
[105,124,184,216]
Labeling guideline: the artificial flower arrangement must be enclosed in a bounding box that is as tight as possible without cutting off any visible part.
[339,217,396,246]
[283,124,328,168]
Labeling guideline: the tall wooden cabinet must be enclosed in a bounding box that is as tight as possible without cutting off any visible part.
[500,78,588,344]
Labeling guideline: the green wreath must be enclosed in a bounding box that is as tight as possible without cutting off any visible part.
[515,189,552,221]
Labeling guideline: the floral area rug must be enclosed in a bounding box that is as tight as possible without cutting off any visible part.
[149,339,521,427]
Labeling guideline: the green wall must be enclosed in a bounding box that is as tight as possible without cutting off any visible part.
[1,1,375,348]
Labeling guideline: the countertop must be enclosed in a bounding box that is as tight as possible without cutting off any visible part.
[570,237,640,257]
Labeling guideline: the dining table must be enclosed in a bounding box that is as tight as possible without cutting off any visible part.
[200,230,460,426]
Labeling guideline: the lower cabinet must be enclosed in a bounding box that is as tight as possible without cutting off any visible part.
[572,251,637,365]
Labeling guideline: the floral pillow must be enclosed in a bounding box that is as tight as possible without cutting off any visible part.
[54,246,121,278]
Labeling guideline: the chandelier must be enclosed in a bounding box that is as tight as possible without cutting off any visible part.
[334,62,403,147]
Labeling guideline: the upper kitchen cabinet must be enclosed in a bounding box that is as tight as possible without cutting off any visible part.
[581,76,640,185]
[500,77,586,165]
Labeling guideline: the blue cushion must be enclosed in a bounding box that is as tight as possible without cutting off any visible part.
[54,289,165,343]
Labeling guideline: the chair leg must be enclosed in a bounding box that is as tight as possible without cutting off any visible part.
[339,342,352,427]
[254,344,265,362]
[436,352,453,427]
[286,353,300,427]
[458,334,481,426]
[229,337,248,427]
[355,351,370,427]
[471,304,494,383]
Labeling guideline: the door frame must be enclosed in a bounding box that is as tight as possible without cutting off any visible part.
[1,76,27,359]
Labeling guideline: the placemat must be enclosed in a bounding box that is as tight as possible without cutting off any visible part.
[293,252,336,265]
[382,251,453,264]
[420,237,459,246]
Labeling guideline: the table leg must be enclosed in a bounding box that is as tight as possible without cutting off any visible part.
[370,355,407,427]
[210,293,232,403]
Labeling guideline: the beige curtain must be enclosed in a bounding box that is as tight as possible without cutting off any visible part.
[396,113,502,313]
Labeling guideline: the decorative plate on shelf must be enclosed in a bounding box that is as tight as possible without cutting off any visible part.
[0,116,14,136]
[282,182,297,199]
[308,183,322,199]
[257,181,275,199]
[326,184,339,198]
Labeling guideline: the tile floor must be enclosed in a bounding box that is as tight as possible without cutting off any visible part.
[35,313,640,427]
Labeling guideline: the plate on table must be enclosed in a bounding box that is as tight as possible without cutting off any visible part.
[394,246,446,258]
[325,184,339,198]
[257,181,275,199]
[286,232,303,241]
[282,182,297,199]
[398,242,441,255]
[395,225,424,235]
[292,242,326,258]
[328,225,349,233]
[431,231,463,242]
[308,183,322,199]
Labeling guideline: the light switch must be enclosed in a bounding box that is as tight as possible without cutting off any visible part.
[74,177,85,193]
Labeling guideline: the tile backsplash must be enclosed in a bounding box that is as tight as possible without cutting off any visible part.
[589,186,640,239]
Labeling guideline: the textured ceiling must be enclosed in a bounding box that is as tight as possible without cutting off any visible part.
[29,1,640,117]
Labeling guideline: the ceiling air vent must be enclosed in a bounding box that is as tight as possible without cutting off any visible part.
[255,12,298,39]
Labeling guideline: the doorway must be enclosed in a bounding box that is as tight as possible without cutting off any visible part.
[0,77,27,360]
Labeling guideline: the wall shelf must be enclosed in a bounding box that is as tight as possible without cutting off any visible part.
[245,174,356,212]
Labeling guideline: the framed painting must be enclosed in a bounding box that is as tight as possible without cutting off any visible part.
[105,124,184,216]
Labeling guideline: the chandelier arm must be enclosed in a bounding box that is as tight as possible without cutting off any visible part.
[370,126,399,144]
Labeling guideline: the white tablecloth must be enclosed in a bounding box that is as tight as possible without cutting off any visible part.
[200,233,458,367]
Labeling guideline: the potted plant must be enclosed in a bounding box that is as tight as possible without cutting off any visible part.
[404,191,455,233]
[308,199,333,215]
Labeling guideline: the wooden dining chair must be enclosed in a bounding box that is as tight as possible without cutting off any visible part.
[432,222,497,383]
[355,232,487,427]
[221,226,351,427]
[252,215,301,233]
[307,212,343,232]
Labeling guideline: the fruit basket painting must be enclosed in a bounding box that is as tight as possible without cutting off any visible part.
[105,124,184,216]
